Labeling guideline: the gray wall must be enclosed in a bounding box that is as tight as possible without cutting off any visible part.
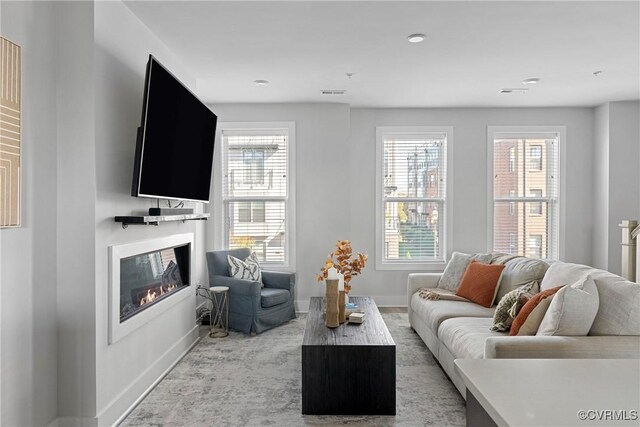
[93,2,201,424]
[0,1,636,424]
[592,100,640,274]
[0,2,58,426]
[208,103,352,309]
[2,1,204,425]
[593,103,610,270]
[55,1,98,422]
[208,104,595,307]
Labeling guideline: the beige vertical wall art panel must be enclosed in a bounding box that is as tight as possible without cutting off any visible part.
[0,37,21,227]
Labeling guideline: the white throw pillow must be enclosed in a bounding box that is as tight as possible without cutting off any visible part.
[438,251,492,292]
[227,252,263,286]
[537,275,599,336]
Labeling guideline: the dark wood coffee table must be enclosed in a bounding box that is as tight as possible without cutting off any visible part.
[301,296,396,415]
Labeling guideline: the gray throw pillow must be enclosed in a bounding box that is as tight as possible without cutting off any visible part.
[438,251,492,292]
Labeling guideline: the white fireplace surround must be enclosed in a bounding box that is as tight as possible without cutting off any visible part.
[109,233,194,344]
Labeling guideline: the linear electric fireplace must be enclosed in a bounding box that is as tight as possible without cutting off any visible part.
[109,233,194,344]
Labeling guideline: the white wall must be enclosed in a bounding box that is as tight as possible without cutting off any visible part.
[208,103,352,310]
[93,2,201,424]
[592,100,640,275]
[0,2,59,426]
[351,107,594,304]
[608,101,640,275]
[54,2,99,423]
[592,103,610,270]
[208,105,595,307]
[4,1,207,425]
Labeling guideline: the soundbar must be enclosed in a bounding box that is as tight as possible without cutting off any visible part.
[148,207,194,216]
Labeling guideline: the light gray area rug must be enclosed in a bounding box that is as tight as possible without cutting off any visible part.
[121,313,465,426]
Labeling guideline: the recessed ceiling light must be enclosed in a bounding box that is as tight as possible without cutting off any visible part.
[593,70,603,77]
[321,89,346,95]
[407,33,426,43]
[500,88,529,94]
[254,80,269,86]
[522,78,541,85]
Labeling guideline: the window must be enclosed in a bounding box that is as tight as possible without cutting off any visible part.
[218,123,295,267]
[489,127,563,261]
[529,145,542,171]
[509,190,516,215]
[508,232,517,254]
[237,201,265,223]
[509,147,516,172]
[242,149,265,185]
[529,189,542,215]
[528,235,542,258]
[376,127,451,269]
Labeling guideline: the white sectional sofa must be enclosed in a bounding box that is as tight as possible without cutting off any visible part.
[407,259,640,396]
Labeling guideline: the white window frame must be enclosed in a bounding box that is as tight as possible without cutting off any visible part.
[211,122,296,270]
[375,126,453,271]
[486,126,566,261]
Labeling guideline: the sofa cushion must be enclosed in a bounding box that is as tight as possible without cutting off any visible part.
[494,257,548,304]
[540,262,640,336]
[516,295,554,336]
[456,261,505,308]
[411,293,495,333]
[260,288,289,308]
[510,286,563,336]
[438,251,492,292]
[537,276,599,336]
[438,317,505,359]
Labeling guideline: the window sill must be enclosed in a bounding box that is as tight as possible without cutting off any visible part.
[375,260,447,272]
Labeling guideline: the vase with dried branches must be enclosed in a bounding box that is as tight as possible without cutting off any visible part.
[316,240,368,294]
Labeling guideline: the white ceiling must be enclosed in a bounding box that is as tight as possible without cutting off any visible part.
[124,1,640,108]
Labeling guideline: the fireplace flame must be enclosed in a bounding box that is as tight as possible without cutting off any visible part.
[139,284,178,307]
[140,289,158,306]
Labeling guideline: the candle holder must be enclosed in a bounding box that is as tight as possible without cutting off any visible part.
[325,279,339,328]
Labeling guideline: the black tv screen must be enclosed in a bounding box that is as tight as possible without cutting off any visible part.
[131,55,217,203]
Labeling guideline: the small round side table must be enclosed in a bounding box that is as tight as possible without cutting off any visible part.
[208,286,229,338]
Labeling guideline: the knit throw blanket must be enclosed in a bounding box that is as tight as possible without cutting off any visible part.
[418,288,470,302]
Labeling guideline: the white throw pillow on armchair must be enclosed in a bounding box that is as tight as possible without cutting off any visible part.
[227,252,263,286]
[537,275,599,336]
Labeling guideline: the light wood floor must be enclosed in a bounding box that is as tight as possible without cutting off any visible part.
[378,306,407,313]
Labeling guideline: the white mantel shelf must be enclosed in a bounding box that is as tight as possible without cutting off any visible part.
[455,358,640,427]
[114,213,210,228]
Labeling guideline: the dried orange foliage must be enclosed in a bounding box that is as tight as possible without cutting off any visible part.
[316,240,368,293]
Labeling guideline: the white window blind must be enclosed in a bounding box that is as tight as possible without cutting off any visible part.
[380,131,448,263]
[492,134,559,260]
[221,129,289,264]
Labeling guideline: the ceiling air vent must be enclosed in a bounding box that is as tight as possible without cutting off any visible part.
[321,89,347,95]
[500,88,529,94]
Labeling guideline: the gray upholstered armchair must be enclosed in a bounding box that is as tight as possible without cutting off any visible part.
[206,248,296,335]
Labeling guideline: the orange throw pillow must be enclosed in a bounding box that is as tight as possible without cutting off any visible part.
[455,261,506,308]
[510,286,564,336]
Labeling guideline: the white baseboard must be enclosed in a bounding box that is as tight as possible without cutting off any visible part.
[52,416,97,427]
[296,295,407,313]
[97,324,200,427]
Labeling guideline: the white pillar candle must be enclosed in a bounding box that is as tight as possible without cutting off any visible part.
[338,273,344,291]
[327,266,338,280]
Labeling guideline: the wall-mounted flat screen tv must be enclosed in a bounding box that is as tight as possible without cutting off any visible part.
[131,55,217,203]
